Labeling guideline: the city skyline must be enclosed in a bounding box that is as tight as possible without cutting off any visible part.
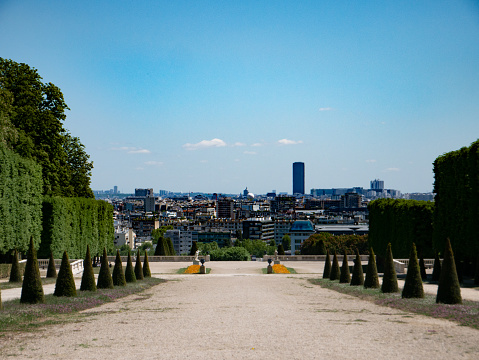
[1,1,478,194]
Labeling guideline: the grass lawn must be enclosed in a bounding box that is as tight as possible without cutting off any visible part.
[309,278,479,330]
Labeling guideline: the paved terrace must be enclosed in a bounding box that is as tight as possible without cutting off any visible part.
[1,261,479,359]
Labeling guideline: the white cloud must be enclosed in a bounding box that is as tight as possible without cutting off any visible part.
[129,149,151,154]
[385,167,400,172]
[319,107,333,111]
[243,151,257,155]
[183,138,227,150]
[366,159,377,163]
[278,139,303,145]
[145,161,163,166]
[232,142,246,147]
[251,143,263,147]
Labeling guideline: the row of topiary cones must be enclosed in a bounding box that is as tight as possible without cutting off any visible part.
[1,237,152,308]
[322,238,462,304]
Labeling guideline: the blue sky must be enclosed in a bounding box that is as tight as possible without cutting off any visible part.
[1,1,478,194]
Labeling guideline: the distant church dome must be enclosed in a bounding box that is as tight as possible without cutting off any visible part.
[247,192,254,199]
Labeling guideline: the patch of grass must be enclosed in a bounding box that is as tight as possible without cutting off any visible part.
[177,267,211,274]
[0,277,165,333]
[309,278,479,330]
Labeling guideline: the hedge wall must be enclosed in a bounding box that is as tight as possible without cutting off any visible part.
[0,145,43,254]
[368,198,434,258]
[433,139,479,260]
[40,197,114,259]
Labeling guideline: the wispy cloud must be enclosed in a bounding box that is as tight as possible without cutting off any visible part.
[232,142,246,147]
[366,159,377,163]
[183,138,226,150]
[110,146,151,154]
[129,149,151,154]
[243,151,257,155]
[319,107,333,111]
[385,167,400,172]
[251,143,263,147]
[278,139,303,145]
[145,161,163,166]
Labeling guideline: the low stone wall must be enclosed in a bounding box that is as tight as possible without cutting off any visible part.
[106,255,211,262]
[262,255,371,262]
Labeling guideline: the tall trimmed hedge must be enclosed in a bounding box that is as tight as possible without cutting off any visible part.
[368,198,434,258]
[433,139,479,262]
[0,145,43,254]
[40,197,114,259]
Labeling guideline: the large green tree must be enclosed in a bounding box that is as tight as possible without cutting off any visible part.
[0,58,93,198]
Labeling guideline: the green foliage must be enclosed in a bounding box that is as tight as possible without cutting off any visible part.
[9,249,22,282]
[80,245,96,292]
[339,250,350,283]
[350,248,364,286]
[39,197,114,259]
[419,254,427,281]
[112,250,126,286]
[46,251,57,278]
[154,237,169,256]
[20,237,44,303]
[402,243,424,299]
[124,250,136,283]
[277,244,285,255]
[0,58,94,198]
[0,286,2,310]
[209,247,250,261]
[97,248,113,289]
[436,238,462,304]
[0,144,43,254]
[381,243,398,293]
[433,140,479,262]
[432,252,441,282]
[323,249,331,279]
[300,233,369,255]
[368,198,434,259]
[143,251,151,278]
[166,237,175,256]
[282,234,291,251]
[151,226,173,244]
[189,241,198,256]
[329,250,341,281]
[135,249,144,280]
[364,247,379,289]
[234,239,275,257]
[54,251,77,297]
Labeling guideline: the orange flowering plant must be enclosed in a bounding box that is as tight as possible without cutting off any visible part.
[184,265,201,274]
[272,264,290,274]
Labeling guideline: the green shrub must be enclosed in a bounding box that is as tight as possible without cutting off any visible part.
[209,247,250,261]
[166,237,175,256]
[20,237,44,304]
[402,243,424,299]
[54,251,77,297]
[112,250,126,286]
[436,238,462,304]
[431,252,441,282]
[135,249,144,280]
[350,248,364,286]
[46,251,57,278]
[189,241,198,256]
[364,247,379,289]
[97,247,114,289]
[155,237,168,256]
[80,245,96,291]
[143,251,151,278]
[381,243,398,293]
[329,250,341,281]
[277,244,285,255]
[323,249,331,279]
[9,249,22,282]
[125,249,136,283]
[339,249,350,283]
[419,254,427,280]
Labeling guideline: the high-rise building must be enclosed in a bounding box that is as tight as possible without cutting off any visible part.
[370,179,384,190]
[293,162,305,195]
[216,198,234,219]
[135,188,154,197]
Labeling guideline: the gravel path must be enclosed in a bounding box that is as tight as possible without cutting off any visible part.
[1,261,479,359]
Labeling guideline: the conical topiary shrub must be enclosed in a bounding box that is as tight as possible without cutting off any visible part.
[143,250,151,278]
[112,250,126,286]
[330,250,341,281]
[9,249,22,283]
[135,249,144,280]
[54,251,77,297]
[402,243,424,299]
[364,247,379,289]
[339,249,350,283]
[419,253,427,281]
[20,236,44,304]
[166,237,175,256]
[189,241,198,256]
[97,247,114,289]
[323,249,331,279]
[155,237,168,256]
[125,249,136,283]
[80,245,96,292]
[277,244,285,255]
[46,251,57,278]
[436,238,462,304]
[350,248,364,286]
[381,243,398,293]
[432,252,441,282]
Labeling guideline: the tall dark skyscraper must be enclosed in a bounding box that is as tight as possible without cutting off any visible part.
[292,162,305,195]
